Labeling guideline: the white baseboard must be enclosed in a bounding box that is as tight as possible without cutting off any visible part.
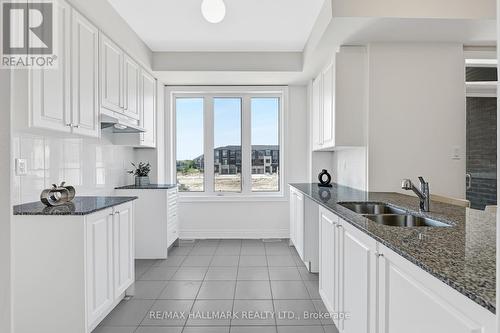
[179,229,289,239]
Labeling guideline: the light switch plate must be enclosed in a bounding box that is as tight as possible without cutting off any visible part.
[451,146,461,160]
[15,158,28,176]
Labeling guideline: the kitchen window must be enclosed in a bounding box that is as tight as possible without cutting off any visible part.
[170,86,286,199]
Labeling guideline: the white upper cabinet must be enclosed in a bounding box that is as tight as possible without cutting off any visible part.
[123,55,141,120]
[100,34,124,113]
[312,73,323,150]
[28,2,99,138]
[312,46,367,151]
[139,70,157,148]
[30,0,71,133]
[71,9,100,138]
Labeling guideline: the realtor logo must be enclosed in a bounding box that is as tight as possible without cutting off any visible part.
[1,0,57,68]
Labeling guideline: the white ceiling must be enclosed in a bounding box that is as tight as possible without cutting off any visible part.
[107,0,325,52]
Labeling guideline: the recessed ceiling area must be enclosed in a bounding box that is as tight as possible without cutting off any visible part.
[107,0,325,52]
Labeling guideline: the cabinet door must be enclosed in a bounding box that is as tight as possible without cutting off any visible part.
[289,187,296,246]
[322,62,335,148]
[378,244,492,333]
[30,0,71,133]
[113,203,134,298]
[319,207,338,320]
[338,219,377,333]
[312,75,323,150]
[140,71,157,147]
[100,34,123,113]
[86,209,114,326]
[294,191,304,260]
[123,55,140,120]
[71,10,99,137]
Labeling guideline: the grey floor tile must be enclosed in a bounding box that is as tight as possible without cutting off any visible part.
[267,256,296,267]
[215,247,241,255]
[141,300,194,326]
[159,281,202,299]
[273,299,322,326]
[268,267,302,281]
[210,256,239,267]
[131,281,168,299]
[205,267,238,280]
[240,247,266,255]
[190,247,217,256]
[183,327,230,333]
[135,327,183,333]
[304,280,321,299]
[270,281,310,299]
[265,247,292,255]
[298,267,319,281]
[101,299,153,326]
[153,256,186,267]
[172,267,208,281]
[311,300,335,326]
[239,256,267,267]
[322,325,340,333]
[230,327,277,333]
[237,267,269,281]
[182,256,213,267]
[195,240,220,247]
[197,281,236,299]
[235,281,272,299]
[92,326,137,333]
[187,300,233,326]
[276,326,324,333]
[139,267,178,281]
[232,300,275,326]
[169,246,193,256]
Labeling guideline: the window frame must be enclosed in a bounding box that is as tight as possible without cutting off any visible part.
[168,86,287,202]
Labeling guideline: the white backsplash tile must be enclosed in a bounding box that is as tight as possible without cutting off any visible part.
[12,132,136,205]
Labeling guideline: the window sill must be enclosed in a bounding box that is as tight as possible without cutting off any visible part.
[178,193,287,203]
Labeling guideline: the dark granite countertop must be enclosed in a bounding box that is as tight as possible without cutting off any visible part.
[115,184,177,190]
[13,196,138,216]
[290,183,496,314]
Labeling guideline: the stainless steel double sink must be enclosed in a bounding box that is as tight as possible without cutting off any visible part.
[339,202,451,227]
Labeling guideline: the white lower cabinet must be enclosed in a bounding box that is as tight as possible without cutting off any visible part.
[115,187,178,259]
[13,202,135,333]
[377,243,495,333]
[86,208,114,326]
[318,206,495,333]
[289,186,304,258]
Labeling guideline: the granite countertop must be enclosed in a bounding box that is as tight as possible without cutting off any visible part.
[13,196,138,216]
[115,184,177,190]
[290,183,496,314]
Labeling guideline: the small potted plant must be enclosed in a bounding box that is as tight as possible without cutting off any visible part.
[128,162,151,186]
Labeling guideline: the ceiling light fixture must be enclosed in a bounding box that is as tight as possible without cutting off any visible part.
[201,0,226,24]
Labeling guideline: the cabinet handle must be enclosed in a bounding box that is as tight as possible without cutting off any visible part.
[336,224,342,229]
[66,123,72,127]
[375,252,384,257]
[73,124,80,128]
[114,211,120,215]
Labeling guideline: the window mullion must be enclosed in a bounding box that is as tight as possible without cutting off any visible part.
[241,96,252,194]
[204,96,215,194]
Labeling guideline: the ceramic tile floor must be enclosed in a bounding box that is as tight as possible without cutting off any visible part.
[93,239,339,333]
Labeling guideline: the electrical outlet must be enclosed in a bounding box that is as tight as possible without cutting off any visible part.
[15,158,28,176]
[451,146,461,160]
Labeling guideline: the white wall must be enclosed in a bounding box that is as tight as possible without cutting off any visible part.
[176,86,309,238]
[331,0,495,19]
[67,0,152,68]
[367,43,466,197]
[333,148,367,191]
[1,69,12,333]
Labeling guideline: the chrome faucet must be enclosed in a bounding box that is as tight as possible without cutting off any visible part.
[401,177,430,212]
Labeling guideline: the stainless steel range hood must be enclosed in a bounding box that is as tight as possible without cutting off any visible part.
[100,113,145,133]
